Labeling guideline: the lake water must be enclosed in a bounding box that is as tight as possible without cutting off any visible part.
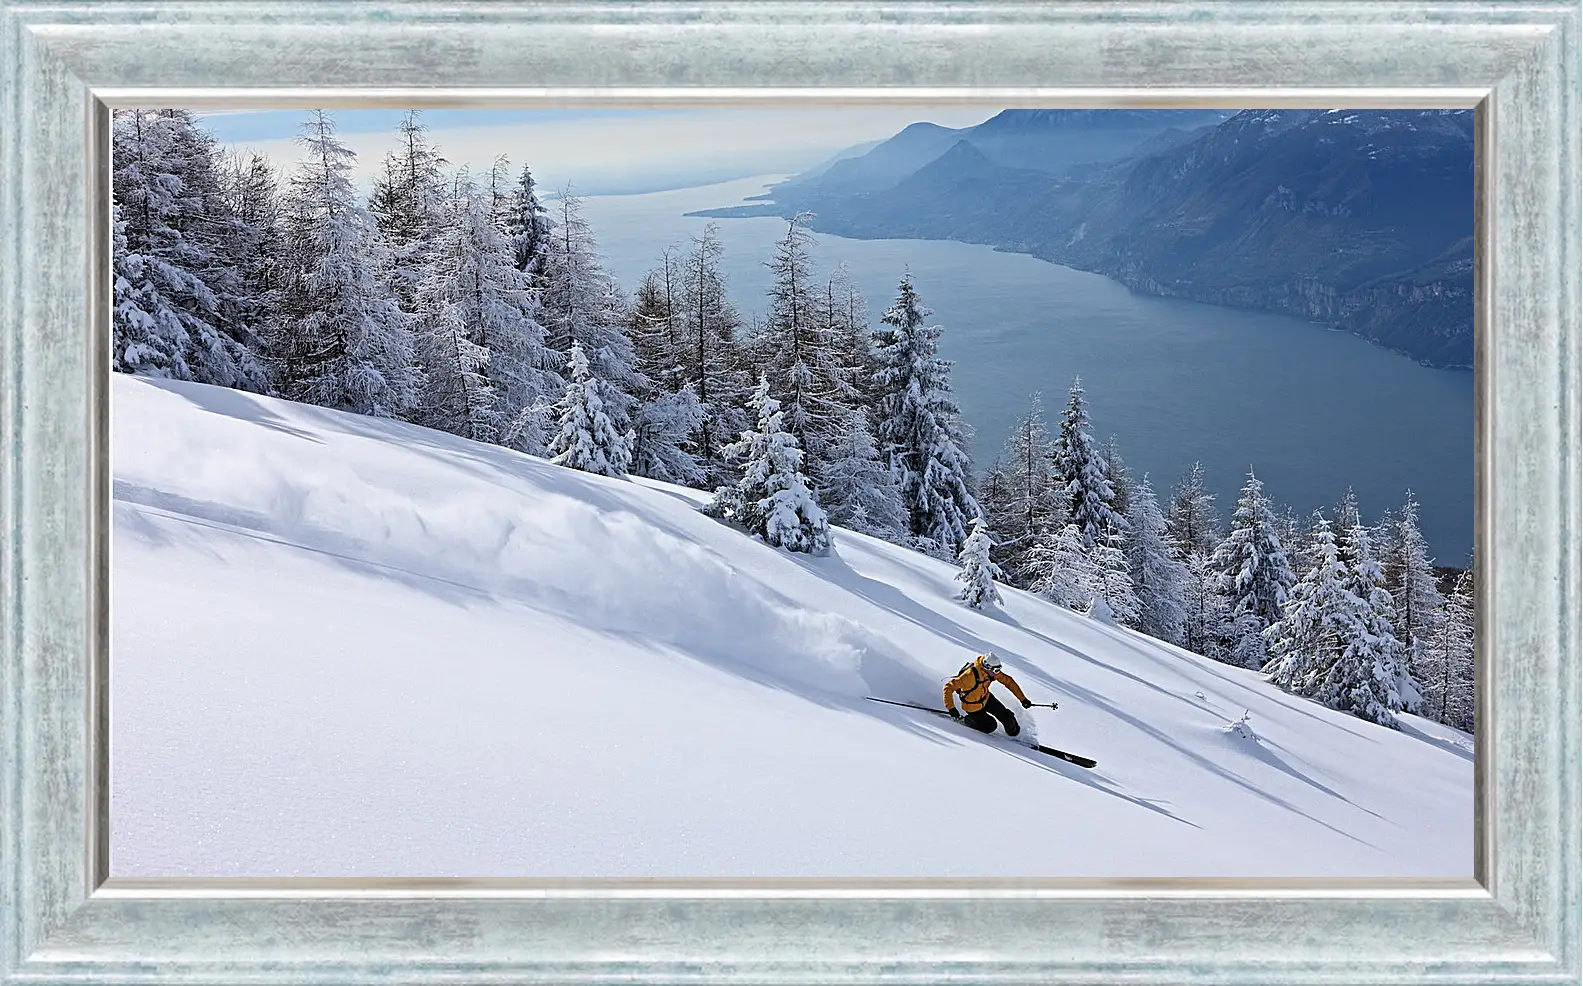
[583,177,1475,563]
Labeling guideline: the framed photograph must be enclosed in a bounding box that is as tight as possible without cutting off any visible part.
[1,1,1576,983]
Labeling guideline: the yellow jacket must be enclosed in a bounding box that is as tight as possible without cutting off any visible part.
[943,656,1029,714]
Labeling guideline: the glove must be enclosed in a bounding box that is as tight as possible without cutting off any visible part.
[947,708,961,719]
[1021,698,1032,709]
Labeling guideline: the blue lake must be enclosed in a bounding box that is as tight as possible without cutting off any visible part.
[583,177,1475,563]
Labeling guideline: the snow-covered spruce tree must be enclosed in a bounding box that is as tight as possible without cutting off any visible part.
[1095,525,1140,627]
[874,273,979,557]
[1424,567,1475,731]
[414,173,560,447]
[539,187,642,423]
[1264,512,1354,695]
[624,255,702,485]
[1028,523,1103,612]
[630,385,706,486]
[504,164,552,280]
[1100,435,1133,522]
[549,343,634,478]
[823,263,880,412]
[1165,461,1220,557]
[762,213,848,480]
[1127,476,1189,646]
[368,110,448,310]
[111,108,263,388]
[629,253,684,393]
[485,154,514,229]
[1182,549,1231,661]
[705,376,830,555]
[956,516,1005,609]
[1382,490,1445,688]
[1210,470,1296,668]
[216,149,288,383]
[978,458,1021,580]
[1054,377,1127,550]
[1274,502,1309,574]
[1165,461,1222,655]
[1339,521,1419,715]
[274,110,417,418]
[1334,487,1363,534]
[992,393,1063,587]
[820,407,906,539]
[680,224,751,484]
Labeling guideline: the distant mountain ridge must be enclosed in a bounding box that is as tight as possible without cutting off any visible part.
[693,109,1474,368]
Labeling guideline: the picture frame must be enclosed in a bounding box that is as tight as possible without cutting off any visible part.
[1,1,1577,982]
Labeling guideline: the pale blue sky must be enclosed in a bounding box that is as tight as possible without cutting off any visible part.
[201,106,1000,195]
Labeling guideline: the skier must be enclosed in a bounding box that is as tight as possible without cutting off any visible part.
[943,652,1033,737]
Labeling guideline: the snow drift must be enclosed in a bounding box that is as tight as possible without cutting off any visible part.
[111,375,1474,877]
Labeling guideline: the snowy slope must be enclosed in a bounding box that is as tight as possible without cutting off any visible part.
[110,375,1474,878]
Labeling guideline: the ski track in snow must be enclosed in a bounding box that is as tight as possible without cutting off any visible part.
[110,376,1474,878]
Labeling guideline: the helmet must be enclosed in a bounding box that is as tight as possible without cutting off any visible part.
[980,652,1002,671]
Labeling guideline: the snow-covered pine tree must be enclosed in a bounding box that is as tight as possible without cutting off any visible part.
[1182,548,1231,660]
[274,110,417,418]
[216,149,287,386]
[504,164,552,280]
[485,154,514,229]
[679,224,751,485]
[1100,435,1133,522]
[1095,524,1140,627]
[1211,469,1296,668]
[414,173,560,447]
[1027,523,1103,612]
[819,407,906,539]
[1166,461,1223,655]
[978,458,1021,578]
[1339,521,1419,715]
[111,108,263,388]
[1264,512,1354,694]
[1423,567,1475,731]
[1166,461,1220,557]
[993,393,1063,586]
[873,273,979,557]
[956,516,1005,609]
[413,265,493,440]
[629,250,683,392]
[1126,476,1189,646]
[762,213,848,481]
[1274,503,1309,574]
[538,187,643,423]
[1382,490,1446,688]
[1334,487,1362,533]
[824,263,880,412]
[549,343,634,477]
[630,385,706,486]
[624,257,705,484]
[1054,377,1127,549]
[367,110,448,310]
[705,375,830,555]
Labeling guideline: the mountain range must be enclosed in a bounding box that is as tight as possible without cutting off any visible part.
[694,108,1475,368]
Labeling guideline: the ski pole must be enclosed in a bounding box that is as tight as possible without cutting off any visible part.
[1029,701,1060,709]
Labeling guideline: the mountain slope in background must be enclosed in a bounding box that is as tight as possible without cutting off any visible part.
[707,109,1474,368]
[112,375,1473,878]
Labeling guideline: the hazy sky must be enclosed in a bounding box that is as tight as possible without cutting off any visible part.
[202,106,1001,195]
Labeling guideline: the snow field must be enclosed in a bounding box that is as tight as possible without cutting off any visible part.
[111,375,1473,877]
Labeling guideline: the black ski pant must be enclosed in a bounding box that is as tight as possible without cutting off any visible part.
[961,694,1020,737]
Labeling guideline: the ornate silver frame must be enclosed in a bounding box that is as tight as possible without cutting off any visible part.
[2,2,1577,983]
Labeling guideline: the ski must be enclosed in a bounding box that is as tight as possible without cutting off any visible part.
[864,696,1097,769]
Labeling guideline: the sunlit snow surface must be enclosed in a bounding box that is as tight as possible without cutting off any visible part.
[111,375,1473,878]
